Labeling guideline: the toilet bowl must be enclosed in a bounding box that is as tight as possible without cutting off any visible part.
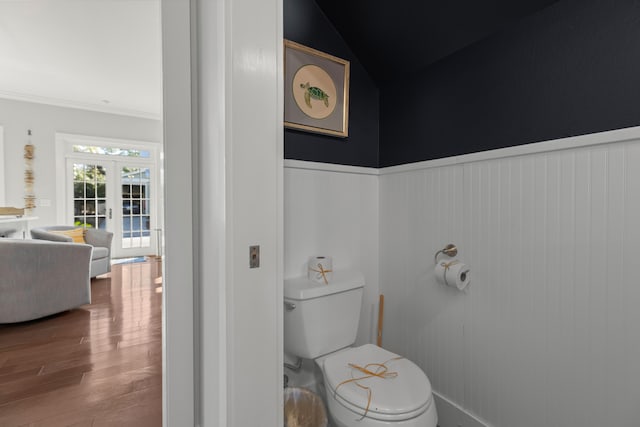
[284,270,437,427]
[316,344,437,427]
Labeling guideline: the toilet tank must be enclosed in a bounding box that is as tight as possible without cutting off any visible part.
[284,270,364,360]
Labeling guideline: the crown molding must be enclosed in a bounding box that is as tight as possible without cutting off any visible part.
[0,90,162,121]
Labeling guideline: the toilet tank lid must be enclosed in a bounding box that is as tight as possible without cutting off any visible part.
[284,270,364,301]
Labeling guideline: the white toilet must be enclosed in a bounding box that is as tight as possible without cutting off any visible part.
[284,270,438,427]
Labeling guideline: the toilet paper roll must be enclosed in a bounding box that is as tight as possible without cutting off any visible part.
[435,259,470,291]
[308,256,333,284]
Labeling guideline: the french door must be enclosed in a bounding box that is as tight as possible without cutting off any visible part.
[66,157,157,259]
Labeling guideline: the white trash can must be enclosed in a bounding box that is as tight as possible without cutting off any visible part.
[284,387,328,427]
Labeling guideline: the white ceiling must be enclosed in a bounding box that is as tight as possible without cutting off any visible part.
[0,0,162,119]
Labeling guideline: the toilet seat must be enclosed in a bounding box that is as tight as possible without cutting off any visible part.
[322,344,433,422]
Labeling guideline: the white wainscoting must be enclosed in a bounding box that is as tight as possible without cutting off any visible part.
[284,161,380,345]
[379,134,640,427]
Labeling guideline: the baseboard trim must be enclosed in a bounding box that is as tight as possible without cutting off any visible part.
[433,391,493,427]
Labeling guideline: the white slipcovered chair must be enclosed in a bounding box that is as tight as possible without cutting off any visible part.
[0,239,92,323]
[31,226,113,278]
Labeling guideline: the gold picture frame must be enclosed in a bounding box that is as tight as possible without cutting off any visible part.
[284,40,350,138]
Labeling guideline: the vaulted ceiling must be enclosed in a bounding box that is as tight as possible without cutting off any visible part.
[0,0,559,119]
[315,0,560,84]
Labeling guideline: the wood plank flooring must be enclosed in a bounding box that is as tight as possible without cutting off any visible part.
[0,259,162,427]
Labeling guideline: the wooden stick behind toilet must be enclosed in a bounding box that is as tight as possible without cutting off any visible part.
[377,294,384,347]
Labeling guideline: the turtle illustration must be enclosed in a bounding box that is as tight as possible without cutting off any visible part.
[300,82,329,108]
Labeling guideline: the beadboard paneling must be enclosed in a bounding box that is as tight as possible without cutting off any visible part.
[284,165,379,346]
[379,139,640,427]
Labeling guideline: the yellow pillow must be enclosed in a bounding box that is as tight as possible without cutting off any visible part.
[50,227,86,243]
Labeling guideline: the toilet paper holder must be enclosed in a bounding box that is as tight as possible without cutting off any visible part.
[434,243,458,264]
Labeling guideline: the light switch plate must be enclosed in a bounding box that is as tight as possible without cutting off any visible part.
[250,245,260,268]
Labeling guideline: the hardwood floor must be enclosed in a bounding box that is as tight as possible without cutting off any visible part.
[0,259,162,427]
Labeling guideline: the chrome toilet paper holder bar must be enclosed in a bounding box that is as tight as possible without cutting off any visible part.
[434,243,458,264]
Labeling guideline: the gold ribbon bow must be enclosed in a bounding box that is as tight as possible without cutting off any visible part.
[440,260,460,269]
[309,263,333,284]
[334,356,403,420]
[440,260,459,287]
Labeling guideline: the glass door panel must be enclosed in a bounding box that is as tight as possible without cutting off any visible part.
[120,166,152,251]
[73,163,108,230]
[66,152,157,260]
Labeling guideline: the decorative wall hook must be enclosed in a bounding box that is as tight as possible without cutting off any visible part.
[434,243,458,264]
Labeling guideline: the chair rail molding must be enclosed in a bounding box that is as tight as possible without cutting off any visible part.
[380,125,640,175]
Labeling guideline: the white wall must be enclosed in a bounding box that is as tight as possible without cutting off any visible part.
[0,98,161,226]
[284,161,379,346]
[379,128,640,427]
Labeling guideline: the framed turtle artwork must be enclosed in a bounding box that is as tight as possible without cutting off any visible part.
[284,40,350,137]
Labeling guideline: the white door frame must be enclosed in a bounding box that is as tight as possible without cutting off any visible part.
[162,0,283,425]
[161,1,196,425]
[0,126,5,205]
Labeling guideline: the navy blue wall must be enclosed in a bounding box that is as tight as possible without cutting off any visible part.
[284,0,379,167]
[380,0,640,167]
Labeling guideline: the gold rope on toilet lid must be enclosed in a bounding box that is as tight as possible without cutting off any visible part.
[333,356,403,420]
[323,344,433,420]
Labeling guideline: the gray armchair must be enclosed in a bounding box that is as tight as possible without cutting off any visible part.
[31,226,114,278]
[0,239,92,323]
